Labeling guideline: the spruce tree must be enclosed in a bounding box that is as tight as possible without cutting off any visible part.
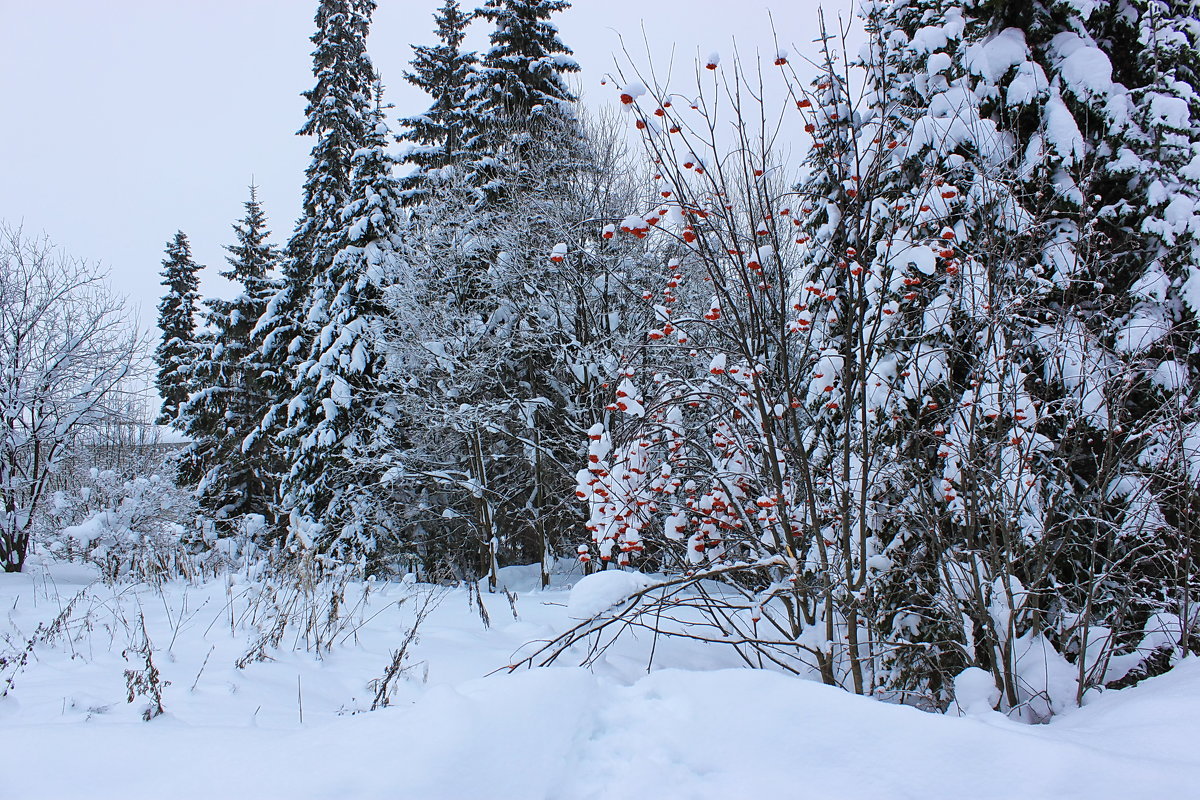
[154,231,202,429]
[291,0,380,268]
[957,0,1200,693]
[474,0,578,114]
[805,0,1121,713]
[389,0,610,583]
[181,186,282,527]
[1083,0,1200,674]
[860,0,1052,707]
[281,84,407,567]
[462,0,590,579]
[249,0,380,537]
[820,0,1200,710]
[465,0,584,203]
[398,0,477,207]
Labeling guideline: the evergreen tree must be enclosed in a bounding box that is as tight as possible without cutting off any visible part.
[844,0,1055,708]
[291,0,380,268]
[787,0,1128,713]
[180,186,282,526]
[474,0,577,114]
[375,0,593,582]
[955,0,1200,695]
[465,0,584,203]
[1078,0,1200,678]
[248,0,380,536]
[280,83,407,568]
[397,0,477,206]
[389,110,657,584]
[800,0,1200,710]
[154,231,202,429]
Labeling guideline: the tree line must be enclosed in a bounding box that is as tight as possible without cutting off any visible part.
[145,0,1198,714]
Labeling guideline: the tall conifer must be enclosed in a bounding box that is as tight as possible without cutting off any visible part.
[249,0,380,534]
[281,84,407,566]
[181,187,282,526]
[154,231,202,429]
[465,0,584,203]
[398,0,477,207]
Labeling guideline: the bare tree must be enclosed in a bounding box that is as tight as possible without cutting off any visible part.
[0,224,144,572]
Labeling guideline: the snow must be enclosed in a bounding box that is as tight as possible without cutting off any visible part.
[618,80,646,105]
[963,28,1029,84]
[886,238,938,276]
[926,51,951,75]
[1011,632,1083,721]
[613,377,645,417]
[1183,264,1200,315]
[1184,152,1200,182]
[62,513,110,547]
[1184,423,1200,484]
[329,375,353,408]
[567,569,655,619]
[0,562,1197,798]
[953,667,1000,715]
[1102,613,1190,685]
[908,9,966,54]
[1115,313,1169,354]
[1044,91,1086,166]
[1006,60,1049,106]
[1060,0,1101,19]
[1037,320,1111,428]
[1049,32,1114,103]
[1162,194,1197,234]
[1130,266,1169,303]
[1147,92,1189,132]
[1151,360,1188,392]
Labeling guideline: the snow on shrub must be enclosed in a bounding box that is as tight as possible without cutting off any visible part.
[48,468,200,582]
[568,569,656,619]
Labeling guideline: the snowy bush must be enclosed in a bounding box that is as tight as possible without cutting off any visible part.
[46,468,200,583]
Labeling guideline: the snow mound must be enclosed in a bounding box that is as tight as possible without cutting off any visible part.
[568,569,655,619]
[954,667,1001,714]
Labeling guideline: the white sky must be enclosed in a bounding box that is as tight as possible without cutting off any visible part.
[0,0,862,325]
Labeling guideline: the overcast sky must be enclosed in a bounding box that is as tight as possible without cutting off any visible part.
[0,0,861,326]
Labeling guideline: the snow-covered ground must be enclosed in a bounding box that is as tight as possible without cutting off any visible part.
[1,560,1195,800]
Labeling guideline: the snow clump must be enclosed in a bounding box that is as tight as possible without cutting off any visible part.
[568,570,656,619]
[954,667,1001,715]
